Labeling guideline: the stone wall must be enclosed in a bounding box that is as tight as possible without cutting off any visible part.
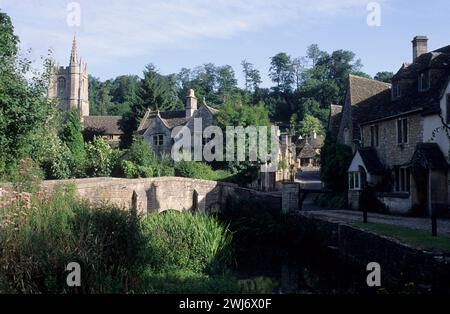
[361,113,424,167]
[292,212,450,292]
[40,177,282,214]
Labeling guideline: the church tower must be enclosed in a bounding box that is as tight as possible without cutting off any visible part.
[48,36,89,117]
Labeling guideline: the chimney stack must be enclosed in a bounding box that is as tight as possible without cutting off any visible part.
[412,36,428,61]
[185,89,197,118]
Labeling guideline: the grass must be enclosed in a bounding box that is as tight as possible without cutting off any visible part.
[353,222,450,252]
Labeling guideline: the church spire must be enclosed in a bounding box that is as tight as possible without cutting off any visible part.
[70,35,78,65]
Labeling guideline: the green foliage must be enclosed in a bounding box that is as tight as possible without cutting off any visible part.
[320,134,353,192]
[0,11,53,171]
[140,211,233,275]
[0,186,143,294]
[127,136,156,168]
[298,114,325,137]
[174,161,218,181]
[374,71,394,83]
[269,52,294,92]
[60,108,86,176]
[85,136,118,177]
[8,158,44,193]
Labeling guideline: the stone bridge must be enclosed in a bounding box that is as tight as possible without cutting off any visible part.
[40,177,282,214]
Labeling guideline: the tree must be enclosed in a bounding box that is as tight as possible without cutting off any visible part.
[0,11,53,172]
[60,108,86,176]
[216,65,238,102]
[242,60,262,92]
[320,134,353,192]
[298,114,324,137]
[292,57,307,89]
[269,52,294,92]
[374,71,394,83]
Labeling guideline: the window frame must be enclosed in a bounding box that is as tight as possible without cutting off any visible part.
[397,117,408,145]
[370,124,379,147]
[418,71,430,92]
[394,166,411,193]
[392,82,401,99]
[153,134,164,147]
[348,172,362,191]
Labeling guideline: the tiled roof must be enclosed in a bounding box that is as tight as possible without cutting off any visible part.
[328,104,343,135]
[347,75,392,140]
[138,110,187,132]
[358,148,385,175]
[298,142,317,159]
[410,143,449,170]
[83,116,123,135]
[359,46,450,124]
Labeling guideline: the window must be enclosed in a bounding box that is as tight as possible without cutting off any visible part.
[447,95,450,124]
[392,82,401,99]
[57,77,66,94]
[370,125,379,147]
[397,117,408,144]
[395,167,411,193]
[153,134,164,147]
[418,72,430,92]
[348,172,361,191]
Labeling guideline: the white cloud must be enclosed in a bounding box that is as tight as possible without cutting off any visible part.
[1,0,383,67]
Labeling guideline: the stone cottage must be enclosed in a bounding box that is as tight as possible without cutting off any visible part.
[137,89,219,156]
[340,36,449,216]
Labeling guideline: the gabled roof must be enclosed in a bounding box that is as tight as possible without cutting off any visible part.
[410,143,449,170]
[346,75,392,140]
[138,110,187,133]
[298,142,317,159]
[360,46,450,124]
[358,148,385,175]
[83,116,124,135]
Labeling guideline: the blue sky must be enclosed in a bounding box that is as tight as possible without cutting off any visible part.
[1,0,449,87]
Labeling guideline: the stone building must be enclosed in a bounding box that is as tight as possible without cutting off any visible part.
[137,89,218,156]
[48,37,89,117]
[296,132,325,168]
[48,37,123,146]
[341,36,449,216]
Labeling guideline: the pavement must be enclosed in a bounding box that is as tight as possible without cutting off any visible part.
[302,210,450,236]
[294,168,450,236]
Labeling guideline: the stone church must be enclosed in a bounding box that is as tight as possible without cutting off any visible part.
[48,37,123,147]
[48,37,89,117]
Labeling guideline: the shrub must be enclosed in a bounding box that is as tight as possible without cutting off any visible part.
[127,136,155,168]
[174,161,218,181]
[140,211,233,275]
[320,133,353,192]
[86,136,118,177]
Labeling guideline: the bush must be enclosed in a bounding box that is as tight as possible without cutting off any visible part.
[175,161,218,181]
[140,211,233,275]
[86,136,119,177]
[320,134,353,192]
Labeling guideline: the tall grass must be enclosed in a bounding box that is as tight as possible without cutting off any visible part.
[140,211,233,275]
[0,187,235,294]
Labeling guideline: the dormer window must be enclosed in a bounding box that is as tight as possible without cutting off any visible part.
[418,71,430,92]
[392,82,401,99]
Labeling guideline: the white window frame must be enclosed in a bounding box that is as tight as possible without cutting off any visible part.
[392,82,401,99]
[349,172,362,191]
